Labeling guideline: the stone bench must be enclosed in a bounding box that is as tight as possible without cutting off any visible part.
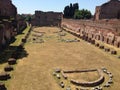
[104,48,110,52]
[63,69,104,87]
[8,58,16,65]
[4,65,13,72]
[0,83,6,90]
[99,45,104,49]
[111,50,117,55]
[95,43,99,47]
[0,72,10,80]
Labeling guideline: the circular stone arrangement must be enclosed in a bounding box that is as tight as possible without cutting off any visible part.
[53,68,113,90]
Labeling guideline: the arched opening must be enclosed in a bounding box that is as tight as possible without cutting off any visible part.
[107,38,109,44]
[117,10,120,19]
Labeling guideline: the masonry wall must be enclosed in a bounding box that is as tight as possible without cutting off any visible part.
[94,0,120,20]
[32,11,63,27]
[0,0,17,50]
[62,19,120,48]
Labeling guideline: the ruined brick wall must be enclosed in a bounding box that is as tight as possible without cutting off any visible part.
[32,11,63,27]
[0,0,17,18]
[0,0,17,49]
[94,0,120,20]
[62,19,120,48]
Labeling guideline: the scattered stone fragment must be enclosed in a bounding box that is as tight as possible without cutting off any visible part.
[109,74,113,78]
[118,55,120,59]
[59,82,64,88]
[61,71,67,79]
[106,71,111,75]
[103,69,107,73]
[96,86,102,90]
[91,39,95,44]
[99,45,104,49]
[0,72,10,80]
[4,65,13,72]
[104,83,110,87]
[95,43,99,47]
[8,58,16,65]
[101,67,107,71]
[22,38,26,43]
[66,86,71,90]
[52,72,56,76]
[104,48,110,52]
[0,83,6,90]
[75,87,79,90]
[111,50,117,55]
[55,68,61,73]
[56,74,60,79]
[108,79,113,84]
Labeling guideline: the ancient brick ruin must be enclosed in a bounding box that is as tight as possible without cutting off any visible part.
[0,0,17,49]
[94,0,120,20]
[32,11,63,27]
[62,19,120,47]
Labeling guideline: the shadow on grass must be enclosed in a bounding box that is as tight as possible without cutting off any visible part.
[0,45,28,64]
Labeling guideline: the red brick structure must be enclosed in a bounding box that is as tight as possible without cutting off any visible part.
[94,0,120,20]
[0,0,17,49]
[62,19,120,48]
[32,11,63,27]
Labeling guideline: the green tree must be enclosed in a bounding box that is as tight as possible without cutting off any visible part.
[63,5,70,18]
[74,9,92,19]
[63,3,79,18]
[25,15,31,22]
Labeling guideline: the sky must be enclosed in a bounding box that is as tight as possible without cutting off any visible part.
[12,0,108,15]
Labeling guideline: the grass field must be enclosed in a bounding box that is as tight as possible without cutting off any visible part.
[6,27,120,90]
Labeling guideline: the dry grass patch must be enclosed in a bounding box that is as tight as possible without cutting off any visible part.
[5,27,120,90]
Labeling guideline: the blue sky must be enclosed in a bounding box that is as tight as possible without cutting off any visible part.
[12,0,108,15]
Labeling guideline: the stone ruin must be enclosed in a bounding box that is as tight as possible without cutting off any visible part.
[0,0,27,50]
[62,19,120,48]
[62,0,120,48]
[31,11,63,27]
[53,68,114,90]
[0,0,17,50]
[94,0,120,20]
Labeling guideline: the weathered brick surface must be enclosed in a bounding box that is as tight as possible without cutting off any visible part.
[94,0,120,20]
[32,11,63,27]
[0,0,17,49]
[62,19,120,48]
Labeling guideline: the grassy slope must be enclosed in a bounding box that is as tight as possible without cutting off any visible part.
[11,26,31,46]
[7,27,120,90]
[0,25,30,85]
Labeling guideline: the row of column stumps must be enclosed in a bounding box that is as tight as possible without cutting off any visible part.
[53,68,113,90]
[0,27,32,90]
[61,27,119,57]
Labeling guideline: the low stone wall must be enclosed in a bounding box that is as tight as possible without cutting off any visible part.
[62,69,104,87]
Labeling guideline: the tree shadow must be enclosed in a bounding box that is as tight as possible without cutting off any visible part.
[0,44,28,64]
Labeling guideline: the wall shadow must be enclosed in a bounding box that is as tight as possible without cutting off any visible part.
[0,45,28,64]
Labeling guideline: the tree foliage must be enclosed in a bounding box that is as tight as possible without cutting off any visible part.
[63,3,79,18]
[74,9,92,19]
[63,3,92,19]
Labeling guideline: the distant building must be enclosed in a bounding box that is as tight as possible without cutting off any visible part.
[32,11,63,27]
[94,0,120,20]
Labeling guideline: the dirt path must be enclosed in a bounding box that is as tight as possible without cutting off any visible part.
[8,27,120,90]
